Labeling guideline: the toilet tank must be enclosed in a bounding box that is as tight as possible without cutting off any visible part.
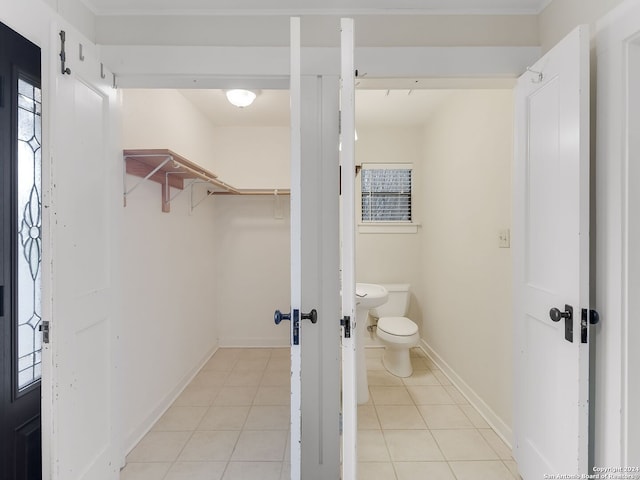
[370,283,410,318]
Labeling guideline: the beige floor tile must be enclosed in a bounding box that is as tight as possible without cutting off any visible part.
[178,430,240,462]
[358,430,390,462]
[203,356,238,373]
[394,461,456,480]
[449,460,517,479]
[459,404,491,429]
[265,357,290,372]
[213,386,258,406]
[244,405,290,430]
[120,462,172,480]
[270,347,290,358]
[222,461,283,480]
[376,405,427,430]
[173,385,220,407]
[443,385,468,404]
[198,406,250,431]
[418,405,474,430]
[153,406,208,432]
[232,358,269,373]
[401,369,441,386]
[260,369,290,386]
[357,462,397,480]
[241,348,273,360]
[433,370,452,386]
[164,461,227,480]
[431,429,499,461]
[369,386,414,405]
[231,430,288,461]
[127,431,192,463]
[225,370,264,386]
[412,357,436,370]
[254,386,290,405]
[406,385,455,405]
[279,460,290,480]
[368,370,404,386]
[409,347,426,357]
[191,370,230,387]
[478,429,513,459]
[383,430,444,462]
[358,405,381,430]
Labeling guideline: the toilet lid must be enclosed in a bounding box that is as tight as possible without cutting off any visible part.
[377,317,418,336]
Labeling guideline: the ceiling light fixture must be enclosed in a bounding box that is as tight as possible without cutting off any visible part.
[225,89,258,108]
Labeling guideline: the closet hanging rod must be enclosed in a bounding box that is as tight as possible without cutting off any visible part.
[212,189,291,196]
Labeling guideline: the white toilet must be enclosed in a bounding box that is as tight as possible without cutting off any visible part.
[370,283,420,377]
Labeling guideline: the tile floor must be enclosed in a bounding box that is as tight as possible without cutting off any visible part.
[121,346,521,480]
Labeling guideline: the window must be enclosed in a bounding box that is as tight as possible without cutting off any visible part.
[361,164,412,223]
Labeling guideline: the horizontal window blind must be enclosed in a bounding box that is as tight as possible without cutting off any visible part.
[361,167,412,222]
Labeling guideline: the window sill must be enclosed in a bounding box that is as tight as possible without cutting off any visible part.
[357,223,420,234]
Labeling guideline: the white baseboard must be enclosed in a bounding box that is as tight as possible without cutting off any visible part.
[123,344,219,459]
[218,337,290,348]
[419,339,513,449]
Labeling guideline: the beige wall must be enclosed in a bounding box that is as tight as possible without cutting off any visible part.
[539,0,625,51]
[213,195,291,347]
[419,90,514,433]
[121,176,218,453]
[123,89,221,173]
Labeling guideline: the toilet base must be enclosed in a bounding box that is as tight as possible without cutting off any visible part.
[382,347,413,378]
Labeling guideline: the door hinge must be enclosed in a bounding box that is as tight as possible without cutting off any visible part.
[340,316,351,338]
[39,320,50,344]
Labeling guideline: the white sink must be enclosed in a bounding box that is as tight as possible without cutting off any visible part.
[355,283,388,309]
[354,283,388,404]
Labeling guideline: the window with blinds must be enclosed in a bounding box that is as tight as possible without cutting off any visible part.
[361,164,413,222]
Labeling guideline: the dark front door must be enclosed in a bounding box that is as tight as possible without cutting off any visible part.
[0,21,42,480]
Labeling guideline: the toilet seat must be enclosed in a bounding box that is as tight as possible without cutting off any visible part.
[378,316,418,336]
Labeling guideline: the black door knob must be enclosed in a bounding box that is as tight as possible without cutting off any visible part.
[274,310,291,325]
[550,307,571,322]
[301,309,318,324]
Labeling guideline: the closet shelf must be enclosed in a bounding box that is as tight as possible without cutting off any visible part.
[123,149,290,212]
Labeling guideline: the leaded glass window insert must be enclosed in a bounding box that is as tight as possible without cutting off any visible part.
[16,77,42,391]
[361,164,413,222]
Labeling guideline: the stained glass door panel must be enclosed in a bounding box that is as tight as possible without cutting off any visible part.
[16,77,42,392]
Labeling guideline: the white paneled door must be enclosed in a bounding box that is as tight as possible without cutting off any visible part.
[43,22,121,480]
[285,17,341,480]
[513,25,592,479]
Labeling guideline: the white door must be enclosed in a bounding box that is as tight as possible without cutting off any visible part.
[285,17,341,479]
[340,17,358,480]
[513,25,591,478]
[42,22,121,479]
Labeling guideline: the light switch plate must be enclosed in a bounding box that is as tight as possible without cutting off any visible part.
[498,228,510,248]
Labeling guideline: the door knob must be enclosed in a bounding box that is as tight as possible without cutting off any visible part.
[301,309,317,324]
[549,304,573,343]
[550,307,571,322]
[274,310,291,325]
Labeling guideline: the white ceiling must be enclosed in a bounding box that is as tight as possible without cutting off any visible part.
[178,89,455,128]
[83,0,549,15]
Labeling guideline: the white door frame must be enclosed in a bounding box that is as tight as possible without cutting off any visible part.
[340,17,357,480]
[596,0,640,466]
